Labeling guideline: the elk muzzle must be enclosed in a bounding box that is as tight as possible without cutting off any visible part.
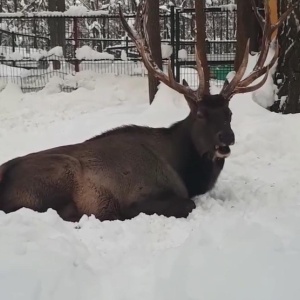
[215,129,235,159]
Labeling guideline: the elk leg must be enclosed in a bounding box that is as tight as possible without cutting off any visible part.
[74,183,121,221]
[121,192,196,220]
[57,202,81,222]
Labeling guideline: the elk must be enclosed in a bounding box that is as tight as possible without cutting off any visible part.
[0,0,296,222]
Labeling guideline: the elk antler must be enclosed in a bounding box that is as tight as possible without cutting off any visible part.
[119,0,205,102]
[220,0,300,100]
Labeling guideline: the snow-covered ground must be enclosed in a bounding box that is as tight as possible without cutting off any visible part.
[0,68,299,300]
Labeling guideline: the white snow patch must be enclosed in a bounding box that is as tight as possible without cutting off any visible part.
[0,63,31,77]
[75,45,114,60]
[6,51,24,60]
[178,49,188,60]
[0,74,300,300]
[161,44,173,59]
[47,46,64,57]
[219,3,237,11]
[227,45,278,108]
[64,4,89,16]
[121,50,128,61]
[30,49,48,61]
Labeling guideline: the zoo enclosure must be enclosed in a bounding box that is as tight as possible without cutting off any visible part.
[0,6,237,92]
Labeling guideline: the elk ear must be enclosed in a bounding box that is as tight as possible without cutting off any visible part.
[182,79,198,113]
[184,95,198,113]
[182,79,189,86]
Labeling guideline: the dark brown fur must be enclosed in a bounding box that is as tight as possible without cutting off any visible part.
[0,94,234,221]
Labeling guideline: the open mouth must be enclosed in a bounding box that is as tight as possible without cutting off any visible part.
[215,145,231,158]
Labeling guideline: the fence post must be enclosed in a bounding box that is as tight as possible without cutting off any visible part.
[170,5,175,75]
[175,8,180,83]
[33,16,37,49]
[12,31,16,67]
[125,35,129,58]
[73,17,79,73]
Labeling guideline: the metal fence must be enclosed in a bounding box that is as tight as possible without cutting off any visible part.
[0,6,237,92]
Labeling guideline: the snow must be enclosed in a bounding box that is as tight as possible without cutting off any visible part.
[0,63,31,77]
[178,49,188,60]
[0,68,300,300]
[75,45,114,60]
[0,7,109,18]
[47,46,64,57]
[121,50,128,61]
[161,43,173,59]
[1,45,114,62]
[64,4,89,16]
[0,22,8,31]
[227,45,278,108]
[6,51,24,61]
[219,4,237,12]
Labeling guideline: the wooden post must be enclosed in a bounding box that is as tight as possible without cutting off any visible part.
[146,0,163,104]
[270,0,278,39]
[234,0,261,71]
[195,0,210,94]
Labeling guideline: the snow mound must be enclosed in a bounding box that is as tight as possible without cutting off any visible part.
[75,45,114,60]
[0,74,300,300]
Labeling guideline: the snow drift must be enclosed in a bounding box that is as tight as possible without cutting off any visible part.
[0,71,299,300]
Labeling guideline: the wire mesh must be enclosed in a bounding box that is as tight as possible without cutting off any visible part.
[0,8,237,93]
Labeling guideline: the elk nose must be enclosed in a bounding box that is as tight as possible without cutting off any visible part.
[218,131,235,145]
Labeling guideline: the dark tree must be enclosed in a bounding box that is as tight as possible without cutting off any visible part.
[146,0,163,104]
[195,0,210,94]
[234,0,261,71]
[48,0,66,70]
[273,0,300,113]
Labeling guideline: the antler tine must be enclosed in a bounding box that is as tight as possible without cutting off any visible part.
[232,67,270,96]
[251,0,300,35]
[251,0,299,72]
[239,41,279,87]
[220,0,296,100]
[118,1,196,100]
[251,0,264,29]
[220,39,250,99]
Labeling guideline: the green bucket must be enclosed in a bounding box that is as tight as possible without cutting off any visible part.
[210,65,233,81]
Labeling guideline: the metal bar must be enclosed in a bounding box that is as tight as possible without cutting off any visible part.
[170,5,175,75]
[33,17,38,48]
[73,17,79,72]
[175,8,180,82]
[176,60,234,66]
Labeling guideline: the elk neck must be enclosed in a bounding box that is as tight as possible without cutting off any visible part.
[168,113,224,197]
[167,112,200,168]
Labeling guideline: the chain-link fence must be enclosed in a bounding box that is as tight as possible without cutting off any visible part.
[0,6,237,92]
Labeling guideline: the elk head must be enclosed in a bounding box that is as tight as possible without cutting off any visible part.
[119,0,298,159]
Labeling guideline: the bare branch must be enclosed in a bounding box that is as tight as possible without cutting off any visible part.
[251,0,264,29]
[272,0,300,32]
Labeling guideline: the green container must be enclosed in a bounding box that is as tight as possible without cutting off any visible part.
[210,65,233,81]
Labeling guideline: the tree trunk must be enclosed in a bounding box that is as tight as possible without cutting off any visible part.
[146,0,163,104]
[48,0,66,70]
[194,0,210,94]
[273,0,300,114]
[234,0,261,71]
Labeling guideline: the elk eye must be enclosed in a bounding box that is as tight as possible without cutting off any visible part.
[197,110,205,119]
